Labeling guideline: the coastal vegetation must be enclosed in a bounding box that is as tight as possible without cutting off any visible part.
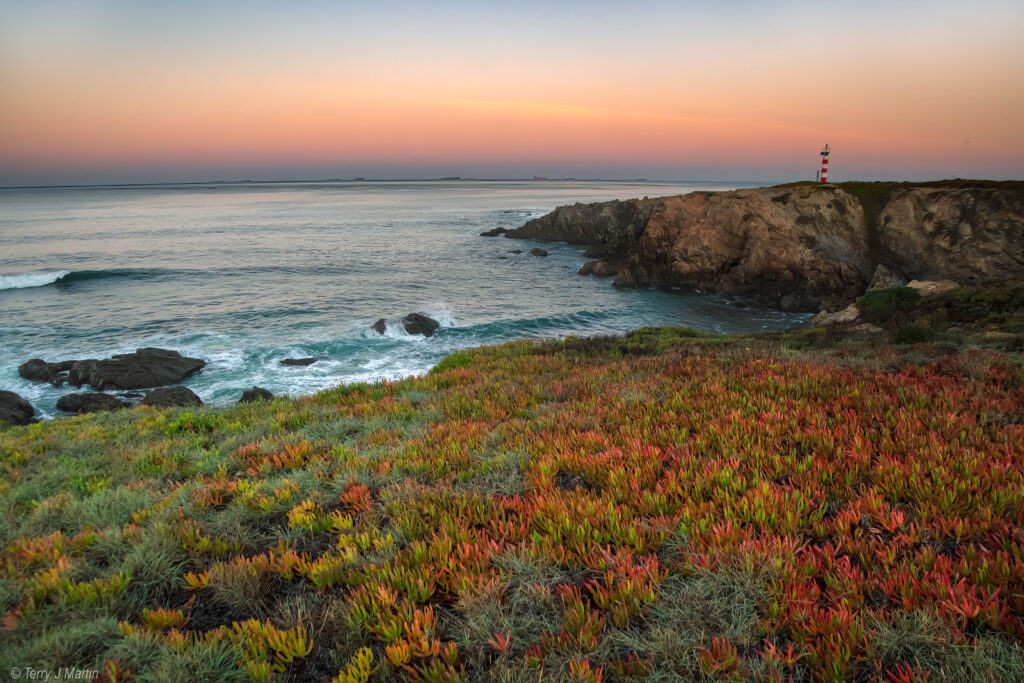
[1,283,1023,681]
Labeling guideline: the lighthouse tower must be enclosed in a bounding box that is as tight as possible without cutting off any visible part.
[819,143,830,182]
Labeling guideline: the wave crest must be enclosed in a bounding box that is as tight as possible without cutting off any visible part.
[0,270,71,291]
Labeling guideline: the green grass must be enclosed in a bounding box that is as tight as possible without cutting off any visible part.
[1,315,1022,681]
[856,286,922,324]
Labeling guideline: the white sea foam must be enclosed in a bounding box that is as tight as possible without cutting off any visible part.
[0,270,71,291]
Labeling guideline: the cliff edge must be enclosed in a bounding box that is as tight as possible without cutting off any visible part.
[504,181,1024,312]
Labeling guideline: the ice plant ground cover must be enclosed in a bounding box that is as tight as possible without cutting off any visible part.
[0,320,1022,681]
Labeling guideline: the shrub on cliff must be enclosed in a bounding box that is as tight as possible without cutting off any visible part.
[856,287,922,324]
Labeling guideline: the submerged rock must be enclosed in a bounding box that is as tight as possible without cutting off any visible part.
[239,386,273,403]
[479,227,507,237]
[402,313,441,337]
[0,390,35,426]
[142,386,202,408]
[21,348,206,391]
[56,392,128,415]
[281,357,317,366]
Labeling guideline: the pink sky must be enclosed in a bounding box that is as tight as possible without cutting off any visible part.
[1,1,1022,184]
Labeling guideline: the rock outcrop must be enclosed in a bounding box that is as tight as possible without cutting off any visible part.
[239,387,274,403]
[18,359,75,386]
[402,313,441,337]
[20,348,206,390]
[505,181,1024,312]
[56,392,128,414]
[530,248,548,257]
[142,386,202,408]
[480,227,507,237]
[281,358,317,366]
[0,390,35,426]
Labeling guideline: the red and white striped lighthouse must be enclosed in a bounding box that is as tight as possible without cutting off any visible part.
[819,143,830,182]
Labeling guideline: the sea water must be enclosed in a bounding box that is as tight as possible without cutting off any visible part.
[0,180,809,417]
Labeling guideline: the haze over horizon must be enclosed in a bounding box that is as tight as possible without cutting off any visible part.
[2,0,1022,187]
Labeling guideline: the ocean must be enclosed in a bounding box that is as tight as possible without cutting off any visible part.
[0,180,809,417]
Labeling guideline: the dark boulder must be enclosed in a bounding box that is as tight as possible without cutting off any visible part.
[281,357,317,366]
[142,386,202,408]
[239,387,273,404]
[530,248,548,257]
[479,227,507,237]
[578,261,595,276]
[0,390,35,426]
[508,249,522,254]
[19,358,76,386]
[371,318,388,334]
[56,392,128,415]
[57,348,206,391]
[402,313,441,337]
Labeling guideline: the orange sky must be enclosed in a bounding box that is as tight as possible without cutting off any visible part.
[1,1,1022,184]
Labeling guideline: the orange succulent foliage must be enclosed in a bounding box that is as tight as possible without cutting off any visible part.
[1,336,1022,680]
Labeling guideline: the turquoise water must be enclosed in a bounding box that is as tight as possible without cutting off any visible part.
[0,180,808,417]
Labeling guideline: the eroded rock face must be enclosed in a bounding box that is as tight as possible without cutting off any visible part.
[56,393,128,415]
[0,390,35,426]
[868,265,907,290]
[811,304,861,328]
[142,386,202,408]
[907,279,960,297]
[506,182,1024,311]
[879,187,1024,284]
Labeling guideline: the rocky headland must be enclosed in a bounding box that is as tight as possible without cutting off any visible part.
[504,180,1024,312]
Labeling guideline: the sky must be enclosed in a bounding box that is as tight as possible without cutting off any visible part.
[1,0,1022,186]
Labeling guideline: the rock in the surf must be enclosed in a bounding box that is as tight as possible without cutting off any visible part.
[480,227,507,237]
[141,386,202,408]
[0,390,35,426]
[402,313,441,337]
[18,359,76,386]
[371,319,388,335]
[281,357,317,366]
[239,387,274,403]
[56,392,128,414]
[24,348,207,391]
[530,248,548,257]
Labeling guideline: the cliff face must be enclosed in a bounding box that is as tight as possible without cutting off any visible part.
[504,182,1024,312]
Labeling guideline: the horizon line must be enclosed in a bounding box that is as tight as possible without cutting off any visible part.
[0,177,785,191]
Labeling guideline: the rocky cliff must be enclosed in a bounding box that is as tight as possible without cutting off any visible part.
[504,181,1024,312]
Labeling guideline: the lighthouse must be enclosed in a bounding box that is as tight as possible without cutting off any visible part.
[819,143,830,182]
